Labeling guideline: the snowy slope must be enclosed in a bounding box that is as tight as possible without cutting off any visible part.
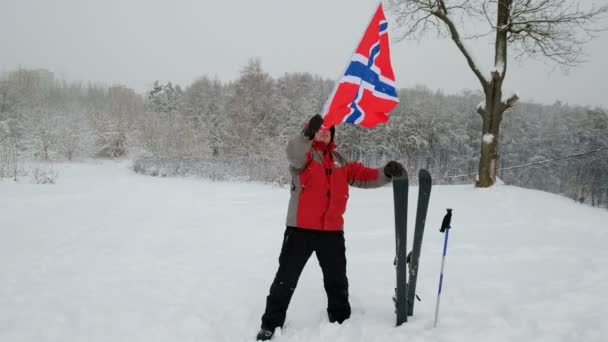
[1,161,607,342]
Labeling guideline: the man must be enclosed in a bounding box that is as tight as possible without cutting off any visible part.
[256,114,404,341]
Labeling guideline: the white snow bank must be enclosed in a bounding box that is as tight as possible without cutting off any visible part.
[1,161,607,342]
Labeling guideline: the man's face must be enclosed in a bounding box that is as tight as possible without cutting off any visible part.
[313,127,331,144]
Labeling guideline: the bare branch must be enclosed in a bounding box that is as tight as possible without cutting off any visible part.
[435,9,491,90]
[507,0,608,66]
[388,0,445,41]
[502,93,519,112]
[389,0,491,90]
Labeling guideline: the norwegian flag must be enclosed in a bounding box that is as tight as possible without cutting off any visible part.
[321,3,399,128]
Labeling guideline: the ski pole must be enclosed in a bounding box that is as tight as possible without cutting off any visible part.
[433,208,452,328]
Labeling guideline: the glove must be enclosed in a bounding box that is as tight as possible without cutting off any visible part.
[303,114,324,139]
[384,161,405,178]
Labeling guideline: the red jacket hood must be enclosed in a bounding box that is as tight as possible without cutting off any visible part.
[311,140,336,152]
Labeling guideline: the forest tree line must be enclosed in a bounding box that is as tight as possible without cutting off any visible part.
[1,61,606,207]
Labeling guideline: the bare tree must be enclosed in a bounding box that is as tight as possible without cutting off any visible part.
[388,0,608,186]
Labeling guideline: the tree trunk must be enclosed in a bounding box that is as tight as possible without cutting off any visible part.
[477,0,512,187]
[477,78,504,187]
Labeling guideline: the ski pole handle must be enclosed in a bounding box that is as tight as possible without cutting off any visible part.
[440,208,452,233]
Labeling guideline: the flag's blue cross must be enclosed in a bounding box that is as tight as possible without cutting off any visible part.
[343,22,396,124]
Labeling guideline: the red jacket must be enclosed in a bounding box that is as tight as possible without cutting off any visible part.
[285,134,390,231]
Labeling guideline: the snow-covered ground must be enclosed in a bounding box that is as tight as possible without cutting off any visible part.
[1,161,607,342]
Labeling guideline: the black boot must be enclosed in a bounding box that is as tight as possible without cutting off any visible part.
[256,327,275,341]
[328,310,350,324]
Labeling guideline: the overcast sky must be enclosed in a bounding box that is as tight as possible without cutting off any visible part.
[1,0,607,108]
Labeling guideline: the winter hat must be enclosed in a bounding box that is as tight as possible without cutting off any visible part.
[303,121,336,142]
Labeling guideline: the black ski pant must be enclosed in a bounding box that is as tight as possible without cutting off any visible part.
[260,226,351,329]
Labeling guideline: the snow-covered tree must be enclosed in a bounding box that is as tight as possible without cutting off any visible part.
[389,0,608,187]
[224,59,275,158]
[182,77,226,157]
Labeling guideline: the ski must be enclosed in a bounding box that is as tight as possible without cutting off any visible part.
[392,171,409,326]
[407,169,432,316]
